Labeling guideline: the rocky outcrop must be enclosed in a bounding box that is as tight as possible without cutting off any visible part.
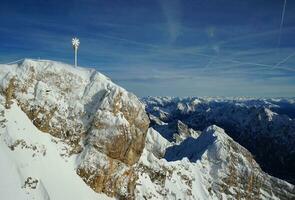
[86,89,149,165]
[77,147,138,199]
[173,120,200,143]
[0,59,149,198]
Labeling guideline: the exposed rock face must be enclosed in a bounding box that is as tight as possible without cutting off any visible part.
[77,147,139,199]
[86,89,149,165]
[0,59,149,198]
[173,120,200,143]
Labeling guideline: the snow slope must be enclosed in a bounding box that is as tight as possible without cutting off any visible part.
[0,101,113,200]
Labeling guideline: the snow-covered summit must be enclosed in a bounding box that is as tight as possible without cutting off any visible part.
[0,59,150,198]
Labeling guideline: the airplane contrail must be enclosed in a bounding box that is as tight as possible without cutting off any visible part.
[278,0,287,48]
[273,51,295,68]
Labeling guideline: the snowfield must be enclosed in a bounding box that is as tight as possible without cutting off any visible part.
[0,102,113,200]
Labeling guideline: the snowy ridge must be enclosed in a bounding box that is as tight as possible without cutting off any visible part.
[143,96,295,185]
[135,126,295,199]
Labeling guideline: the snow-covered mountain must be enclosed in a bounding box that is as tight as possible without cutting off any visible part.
[0,59,149,199]
[0,59,294,199]
[143,96,295,186]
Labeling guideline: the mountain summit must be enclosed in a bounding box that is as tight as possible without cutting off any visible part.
[0,59,149,199]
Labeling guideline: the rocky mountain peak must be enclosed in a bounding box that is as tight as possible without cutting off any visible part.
[0,59,150,198]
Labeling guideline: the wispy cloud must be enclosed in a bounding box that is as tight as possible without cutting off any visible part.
[159,0,182,42]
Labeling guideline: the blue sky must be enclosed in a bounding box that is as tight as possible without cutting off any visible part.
[0,0,295,97]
